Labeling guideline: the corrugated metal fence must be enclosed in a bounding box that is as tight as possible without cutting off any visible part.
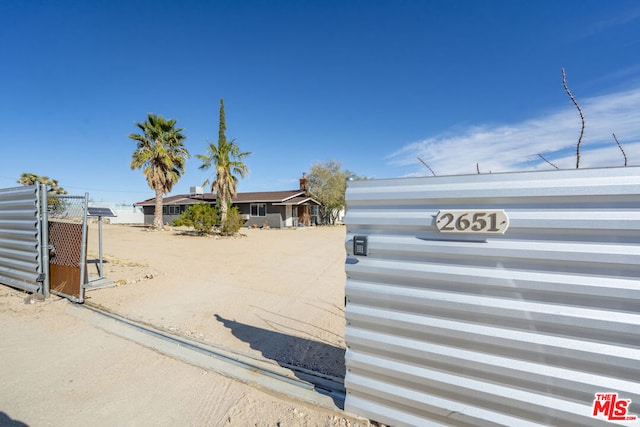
[0,185,44,294]
[344,166,640,426]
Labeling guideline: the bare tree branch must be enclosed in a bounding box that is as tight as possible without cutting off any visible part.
[562,68,585,169]
[538,153,560,170]
[612,133,628,166]
[417,157,436,176]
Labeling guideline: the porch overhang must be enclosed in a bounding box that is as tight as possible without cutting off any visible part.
[272,196,321,206]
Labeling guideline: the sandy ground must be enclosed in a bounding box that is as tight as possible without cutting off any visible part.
[0,223,369,427]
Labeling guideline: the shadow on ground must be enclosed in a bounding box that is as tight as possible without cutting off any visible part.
[0,412,28,427]
[214,314,346,404]
[214,314,345,378]
[87,258,108,275]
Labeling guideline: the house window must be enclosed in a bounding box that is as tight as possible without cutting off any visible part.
[250,203,266,217]
[162,205,181,215]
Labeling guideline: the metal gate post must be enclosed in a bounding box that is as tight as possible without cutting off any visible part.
[39,183,50,298]
[77,192,89,303]
[98,215,104,278]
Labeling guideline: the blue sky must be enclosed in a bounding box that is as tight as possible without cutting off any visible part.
[1,1,639,204]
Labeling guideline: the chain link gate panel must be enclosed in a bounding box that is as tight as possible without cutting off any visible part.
[47,193,88,303]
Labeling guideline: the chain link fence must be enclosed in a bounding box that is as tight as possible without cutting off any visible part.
[48,194,86,223]
[47,194,88,302]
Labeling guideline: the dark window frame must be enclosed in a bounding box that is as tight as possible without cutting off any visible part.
[250,203,267,217]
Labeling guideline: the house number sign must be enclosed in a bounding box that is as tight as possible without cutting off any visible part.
[435,210,509,234]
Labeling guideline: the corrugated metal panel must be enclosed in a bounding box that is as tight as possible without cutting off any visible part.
[344,166,640,427]
[0,185,41,293]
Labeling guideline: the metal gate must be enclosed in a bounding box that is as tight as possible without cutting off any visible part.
[344,166,640,427]
[0,185,88,303]
[0,184,45,295]
[47,194,89,303]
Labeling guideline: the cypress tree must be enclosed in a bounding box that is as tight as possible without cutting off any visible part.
[197,98,250,227]
[218,98,226,145]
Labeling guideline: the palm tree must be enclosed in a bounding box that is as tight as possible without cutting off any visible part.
[129,113,189,229]
[197,99,250,223]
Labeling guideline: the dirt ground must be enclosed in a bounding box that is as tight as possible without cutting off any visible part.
[0,223,368,427]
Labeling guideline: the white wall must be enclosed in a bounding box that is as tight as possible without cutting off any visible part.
[89,203,144,224]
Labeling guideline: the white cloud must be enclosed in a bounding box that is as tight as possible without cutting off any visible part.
[388,87,640,176]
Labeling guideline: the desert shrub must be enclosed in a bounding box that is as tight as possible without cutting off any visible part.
[174,203,219,235]
[220,206,243,235]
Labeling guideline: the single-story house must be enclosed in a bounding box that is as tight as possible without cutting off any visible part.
[135,176,321,228]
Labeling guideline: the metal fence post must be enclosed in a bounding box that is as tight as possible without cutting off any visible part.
[40,183,50,298]
[77,192,89,303]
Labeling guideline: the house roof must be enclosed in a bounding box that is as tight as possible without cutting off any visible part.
[135,190,320,206]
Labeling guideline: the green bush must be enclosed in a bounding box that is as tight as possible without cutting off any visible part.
[220,206,243,235]
[174,203,219,235]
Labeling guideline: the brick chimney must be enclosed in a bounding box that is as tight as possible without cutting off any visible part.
[299,173,309,195]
